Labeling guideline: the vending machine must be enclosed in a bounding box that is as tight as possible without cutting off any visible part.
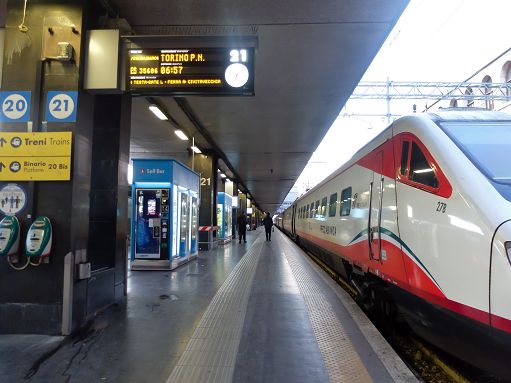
[217,192,232,244]
[131,159,199,270]
[134,188,169,260]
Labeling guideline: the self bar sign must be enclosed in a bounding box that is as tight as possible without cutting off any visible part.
[45,91,78,122]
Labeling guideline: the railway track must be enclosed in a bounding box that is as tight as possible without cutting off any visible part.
[304,249,503,383]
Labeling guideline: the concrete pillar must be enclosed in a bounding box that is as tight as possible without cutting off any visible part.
[0,0,130,334]
[193,153,218,250]
[239,192,247,215]
[217,174,225,193]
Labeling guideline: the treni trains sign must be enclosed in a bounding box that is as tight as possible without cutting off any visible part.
[127,47,254,96]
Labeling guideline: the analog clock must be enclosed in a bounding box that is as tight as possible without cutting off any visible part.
[224,63,249,88]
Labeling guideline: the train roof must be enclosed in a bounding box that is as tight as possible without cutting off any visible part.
[289,108,511,208]
[427,108,511,122]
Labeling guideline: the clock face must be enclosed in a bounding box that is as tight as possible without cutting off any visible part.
[224,63,249,88]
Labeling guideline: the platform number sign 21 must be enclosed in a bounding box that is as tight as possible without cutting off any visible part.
[45,91,78,122]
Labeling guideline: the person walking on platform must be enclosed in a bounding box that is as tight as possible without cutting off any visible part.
[263,212,273,241]
[237,213,247,243]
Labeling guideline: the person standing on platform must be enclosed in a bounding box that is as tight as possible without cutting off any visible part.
[263,212,273,241]
[237,213,247,243]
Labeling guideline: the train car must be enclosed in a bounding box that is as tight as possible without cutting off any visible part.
[282,109,511,378]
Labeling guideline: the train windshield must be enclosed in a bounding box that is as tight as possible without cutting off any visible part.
[439,121,511,184]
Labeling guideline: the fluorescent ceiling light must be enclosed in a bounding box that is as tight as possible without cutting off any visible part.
[174,129,189,140]
[148,105,168,120]
[220,173,226,178]
[190,145,201,154]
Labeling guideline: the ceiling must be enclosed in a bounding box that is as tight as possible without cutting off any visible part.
[111,0,409,213]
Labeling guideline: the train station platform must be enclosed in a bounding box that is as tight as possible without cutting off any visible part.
[1,228,418,383]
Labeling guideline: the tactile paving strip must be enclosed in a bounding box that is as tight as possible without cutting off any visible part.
[166,239,264,383]
[283,249,373,383]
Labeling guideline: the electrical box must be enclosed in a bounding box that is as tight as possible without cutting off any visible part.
[42,25,80,63]
[77,262,91,279]
[57,42,73,61]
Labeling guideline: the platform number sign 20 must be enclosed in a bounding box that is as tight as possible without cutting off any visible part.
[45,91,78,122]
[0,91,31,122]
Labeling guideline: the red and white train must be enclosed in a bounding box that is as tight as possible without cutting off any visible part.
[278,109,511,378]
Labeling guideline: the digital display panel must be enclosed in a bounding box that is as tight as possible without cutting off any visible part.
[127,47,254,96]
[147,199,157,216]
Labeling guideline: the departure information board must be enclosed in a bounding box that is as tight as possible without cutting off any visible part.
[127,47,254,96]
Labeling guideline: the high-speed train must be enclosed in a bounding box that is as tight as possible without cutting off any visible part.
[278,109,511,378]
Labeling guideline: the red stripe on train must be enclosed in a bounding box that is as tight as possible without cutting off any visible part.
[295,229,511,331]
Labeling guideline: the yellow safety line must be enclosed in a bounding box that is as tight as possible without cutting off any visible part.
[305,248,470,383]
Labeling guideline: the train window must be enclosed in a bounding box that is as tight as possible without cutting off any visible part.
[409,142,439,188]
[340,187,352,216]
[309,202,314,218]
[321,197,327,217]
[328,193,337,217]
[305,204,310,218]
[400,141,410,176]
[315,200,320,218]
[299,207,302,219]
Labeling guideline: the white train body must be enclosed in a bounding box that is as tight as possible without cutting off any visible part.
[280,110,511,376]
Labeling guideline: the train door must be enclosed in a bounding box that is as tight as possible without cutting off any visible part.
[291,204,296,237]
[368,151,384,261]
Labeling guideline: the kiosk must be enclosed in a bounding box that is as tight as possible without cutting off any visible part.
[130,159,199,270]
[217,192,232,244]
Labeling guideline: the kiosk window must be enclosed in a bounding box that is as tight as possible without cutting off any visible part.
[409,142,438,188]
[328,193,337,217]
[340,187,352,216]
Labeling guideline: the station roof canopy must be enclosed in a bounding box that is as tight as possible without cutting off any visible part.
[112,0,409,213]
